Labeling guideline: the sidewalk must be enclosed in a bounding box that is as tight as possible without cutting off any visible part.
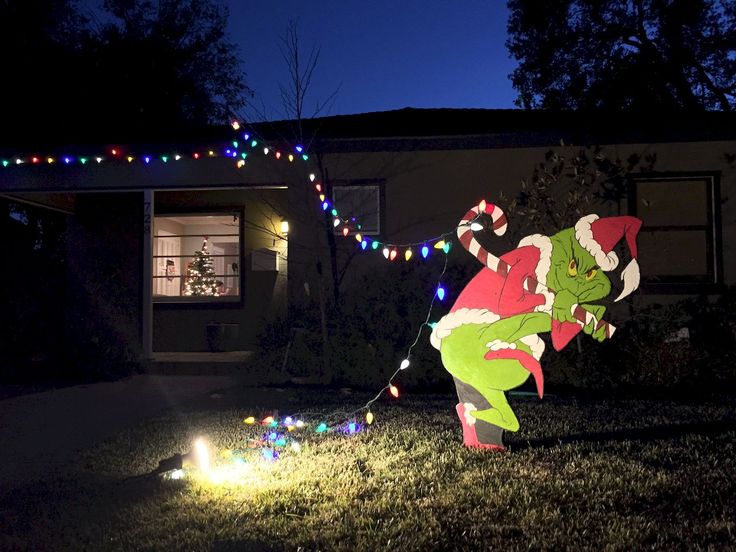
[0,374,236,493]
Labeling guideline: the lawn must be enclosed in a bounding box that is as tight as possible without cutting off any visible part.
[2,389,735,551]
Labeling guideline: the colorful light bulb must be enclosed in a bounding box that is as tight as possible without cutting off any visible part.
[389,249,398,261]
[383,247,390,259]
[366,412,374,425]
[243,416,255,424]
[421,245,430,258]
[355,233,362,242]
[361,239,368,250]
[470,222,483,231]
[389,385,399,398]
[478,199,487,212]
[400,359,410,370]
[342,227,349,236]
[405,249,413,261]
[372,241,380,250]
[316,423,328,433]
[434,240,446,250]
[309,173,316,182]
[437,286,446,301]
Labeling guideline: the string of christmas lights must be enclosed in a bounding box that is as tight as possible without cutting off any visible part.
[0,120,309,170]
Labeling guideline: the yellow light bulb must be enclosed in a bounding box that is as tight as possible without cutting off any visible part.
[405,249,413,261]
[434,240,446,249]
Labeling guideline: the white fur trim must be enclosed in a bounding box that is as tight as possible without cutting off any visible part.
[430,308,501,350]
[518,234,552,285]
[574,214,620,271]
[614,258,640,302]
[518,234,554,314]
[485,339,517,351]
[519,334,545,361]
[463,403,477,426]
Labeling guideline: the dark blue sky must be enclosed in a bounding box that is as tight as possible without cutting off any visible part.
[225,1,517,121]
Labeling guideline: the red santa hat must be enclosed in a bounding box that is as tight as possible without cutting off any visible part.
[574,214,643,302]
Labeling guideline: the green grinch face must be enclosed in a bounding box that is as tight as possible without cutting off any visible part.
[548,228,611,304]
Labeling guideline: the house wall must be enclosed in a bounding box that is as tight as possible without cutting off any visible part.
[303,140,736,307]
[153,188,289,352]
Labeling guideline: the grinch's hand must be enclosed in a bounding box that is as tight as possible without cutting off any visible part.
[579,303,607,342]
[552,288,578,324]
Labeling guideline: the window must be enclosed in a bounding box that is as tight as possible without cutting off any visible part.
[629,173,722,289]
[153,212,242,302]
[332,181,382,235]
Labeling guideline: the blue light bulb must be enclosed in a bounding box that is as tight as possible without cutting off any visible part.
[437,286,446,301]
[421,245,429,258]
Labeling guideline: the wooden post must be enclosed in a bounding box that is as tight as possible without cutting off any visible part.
[142,190,153,359]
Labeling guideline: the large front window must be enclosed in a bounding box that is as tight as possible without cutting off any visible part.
[153,213,242,301]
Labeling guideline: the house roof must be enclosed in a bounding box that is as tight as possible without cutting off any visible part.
[2,107,735,155]
[253,107,736,151]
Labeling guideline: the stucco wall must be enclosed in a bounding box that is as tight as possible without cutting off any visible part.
[309,140,735,300]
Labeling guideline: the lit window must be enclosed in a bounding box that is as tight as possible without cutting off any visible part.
[332,182,382,235]
[630,174,722,289]
[153,213,241,301]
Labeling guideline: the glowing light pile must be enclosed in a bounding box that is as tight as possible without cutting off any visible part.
[163,413,367,485]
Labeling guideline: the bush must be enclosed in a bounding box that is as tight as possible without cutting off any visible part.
[543,287,736,396]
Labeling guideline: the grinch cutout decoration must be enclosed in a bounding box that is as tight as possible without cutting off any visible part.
[430,200,642,450]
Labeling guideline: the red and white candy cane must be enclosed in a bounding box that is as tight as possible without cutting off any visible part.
[570,304,617,338]
[456,199,509,272]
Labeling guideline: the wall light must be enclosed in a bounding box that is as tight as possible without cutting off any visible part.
[280,220,289,235]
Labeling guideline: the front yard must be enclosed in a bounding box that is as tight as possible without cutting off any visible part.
[2,389,734,550]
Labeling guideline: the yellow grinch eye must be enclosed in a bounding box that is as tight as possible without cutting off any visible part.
[586,268,597,281]
[568,259,578,277]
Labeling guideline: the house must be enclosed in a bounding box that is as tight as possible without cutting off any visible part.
[2,108,735,375]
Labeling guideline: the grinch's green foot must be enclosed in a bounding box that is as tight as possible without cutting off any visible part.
[471,407,520,432]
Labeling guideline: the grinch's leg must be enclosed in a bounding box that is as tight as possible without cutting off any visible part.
[471,388,520,432]
[454,377,505,449]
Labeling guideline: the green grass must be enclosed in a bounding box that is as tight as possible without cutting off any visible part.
[2,390,735,551]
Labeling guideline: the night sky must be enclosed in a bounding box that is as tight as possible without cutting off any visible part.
[225,1,517,121]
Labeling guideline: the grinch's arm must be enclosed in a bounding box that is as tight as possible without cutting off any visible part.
[478,312,551,344]
[497,246,548,317]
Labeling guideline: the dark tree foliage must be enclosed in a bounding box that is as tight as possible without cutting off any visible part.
[506,0,736,111]
[0,0,248,142]
[95,0,250,133]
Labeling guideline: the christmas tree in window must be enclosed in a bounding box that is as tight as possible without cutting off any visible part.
[184,237,221,296]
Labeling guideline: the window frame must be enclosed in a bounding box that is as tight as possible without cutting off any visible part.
[330,179,385,236]
[152,207,245,305]
[628,171,723,294]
